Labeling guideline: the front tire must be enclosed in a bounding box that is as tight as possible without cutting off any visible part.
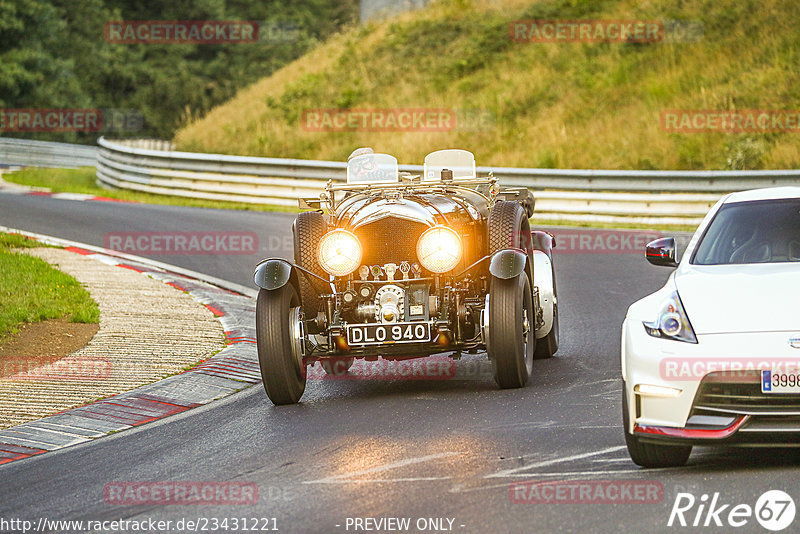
[256,285,306,405]
[622,385,691,467]
[488,273,535,389]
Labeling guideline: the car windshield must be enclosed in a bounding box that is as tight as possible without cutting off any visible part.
[423,149,476,181]
[692,198,800,265]
[346,153,399,184]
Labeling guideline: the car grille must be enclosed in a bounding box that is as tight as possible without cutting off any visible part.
[354,217,428,267]
[691,372,800,416]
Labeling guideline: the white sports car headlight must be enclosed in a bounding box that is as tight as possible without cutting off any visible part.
[643,290,697,343]
[318,229,362,277]
[416,226,462,273]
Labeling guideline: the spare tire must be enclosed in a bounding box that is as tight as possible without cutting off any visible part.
[488,201,532,256]
[293,211,328,317]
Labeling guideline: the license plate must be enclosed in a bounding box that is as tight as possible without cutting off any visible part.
[346,322,431,346]
[761,370,800,393]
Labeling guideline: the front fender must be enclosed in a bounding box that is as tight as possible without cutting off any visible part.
[533,250,554,338]
[489,249,528,280]
[254,259,294,290]
[528,230,554,259]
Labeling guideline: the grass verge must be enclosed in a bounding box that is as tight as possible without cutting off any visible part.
[174,0,800,171]
[0,233,99,341]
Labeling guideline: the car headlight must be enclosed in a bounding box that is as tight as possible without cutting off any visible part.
[416,226,462,273]
[643,290,697,343]
[318,229,362,277]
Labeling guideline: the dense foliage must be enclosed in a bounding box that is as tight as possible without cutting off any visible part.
[0,0,357,142]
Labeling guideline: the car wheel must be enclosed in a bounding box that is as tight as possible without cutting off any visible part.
[256,285,306,405]
[320,357,354,376]
[488,273,535,388]
[293,211,328,318]
[534,263,559,359]
[622,384,691,467]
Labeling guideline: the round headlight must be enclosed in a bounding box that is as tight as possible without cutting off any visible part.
[416,226,463,273]
[318,229,362,277]
[660,312,682,336]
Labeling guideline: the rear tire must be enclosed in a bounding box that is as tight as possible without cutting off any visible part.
[256,285,306,405]
[293,211,328,318]
[488,273,534,389]
[622,385,691,467]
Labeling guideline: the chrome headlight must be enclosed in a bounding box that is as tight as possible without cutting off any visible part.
[643,290,697,343]
[416,226,462,273]
[318,229,362,277]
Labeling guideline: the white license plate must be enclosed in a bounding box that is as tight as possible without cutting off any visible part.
[346,322,431,346]
[761,370,800,394]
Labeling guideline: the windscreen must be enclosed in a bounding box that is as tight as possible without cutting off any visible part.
[423,149,476,181]
[692,198,800,264]
[346,153,399,184]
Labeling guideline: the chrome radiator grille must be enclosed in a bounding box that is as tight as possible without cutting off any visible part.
[354,217,428,266]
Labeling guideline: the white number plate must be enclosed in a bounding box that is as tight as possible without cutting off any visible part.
[761,370,800,393]
[346,322,431,346]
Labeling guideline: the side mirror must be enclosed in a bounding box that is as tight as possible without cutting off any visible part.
[645,237,678,267]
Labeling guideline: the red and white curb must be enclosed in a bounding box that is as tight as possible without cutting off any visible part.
[0,229,259,467]
[0,171,134,203]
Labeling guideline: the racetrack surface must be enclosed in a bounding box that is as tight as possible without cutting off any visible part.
[2,192,799,534]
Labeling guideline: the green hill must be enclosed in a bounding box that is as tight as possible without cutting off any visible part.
[174,0,800,170]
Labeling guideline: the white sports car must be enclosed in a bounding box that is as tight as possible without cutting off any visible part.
[622,186,800,467]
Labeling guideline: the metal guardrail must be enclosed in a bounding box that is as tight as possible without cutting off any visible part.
[0,137,97,168]
[96,137,800,225]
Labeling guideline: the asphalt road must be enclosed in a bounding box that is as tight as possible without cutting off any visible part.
[2,193,799,534]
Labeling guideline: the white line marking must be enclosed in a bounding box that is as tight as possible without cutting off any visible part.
[484,446,627,478]
[304,452,460,484]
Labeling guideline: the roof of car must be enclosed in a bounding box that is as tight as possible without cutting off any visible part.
[723,186,800,204]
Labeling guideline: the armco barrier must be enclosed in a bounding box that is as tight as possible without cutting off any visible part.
[21,136,800,226]
[0,137,97,168]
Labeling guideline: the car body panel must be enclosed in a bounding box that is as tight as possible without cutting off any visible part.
[533,250,555,338]
[675,264,800,334]
[254,258,293,291]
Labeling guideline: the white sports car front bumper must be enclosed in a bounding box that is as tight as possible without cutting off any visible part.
[623,317,800,443]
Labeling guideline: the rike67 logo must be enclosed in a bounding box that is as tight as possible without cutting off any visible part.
[668,490,795,531]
